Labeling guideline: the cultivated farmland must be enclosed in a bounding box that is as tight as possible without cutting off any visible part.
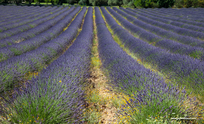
[0,5,203,123]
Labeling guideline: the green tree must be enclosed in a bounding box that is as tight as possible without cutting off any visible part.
[89,0,108,6]
[198,0,204,7]
[174,0,204,8]
[34,0,40,5]
[28,0,32,5]
[58,0,63,5]
[15,0,22,5]
[108,0,123,6]
[134,0,142,7]
[134,0,174,8]
[66,0,79,4]
[174,0,183,7]
[123,0,135,7]
[45,0,50,5]
[2,0,8,4]
[157,0,175,8]
[79,0,90,5]
[134,0,153,8]
[53,0,59,4]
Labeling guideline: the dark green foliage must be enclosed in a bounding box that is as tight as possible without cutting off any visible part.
[184,0,197,7]
[134,0,153,8]
[157,0,174,7]
[79,0,88,5]
[134,0,174,8]
[174,0,183,7]
[127,0,135,7]
[0,0,8,4]
[108,0,123,6]
[79,0,92,5]
[174,0,204,8]
[66,0,79,4]
[89,0,108,6]
[121,0,135,7]
[57,0,63,5]
[123,0,130,5]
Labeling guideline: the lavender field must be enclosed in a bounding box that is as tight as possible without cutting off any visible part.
[0,5,204,123]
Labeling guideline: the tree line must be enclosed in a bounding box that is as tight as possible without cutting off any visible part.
[0,0,204,8]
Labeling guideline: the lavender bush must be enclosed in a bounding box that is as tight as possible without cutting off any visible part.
[0,7,68,43]
[106,7,204,60]
[136,8,204,22]
[127,8,204,32]
[0,6,48,26]
[114,7,204,49]
[96,7,191,123]
[0,7,86,92]
[101,7,204,99]
[0,7,93,124]
[0,7,78,62]
[0,6,60,32]
[120,8,204,40]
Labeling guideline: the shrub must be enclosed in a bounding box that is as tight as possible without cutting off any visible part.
[108,0,123,6]
[157,0,175,7]
[174,0,204,8]
[174,0,184,8]
[89,0,108,6]
[198,0,204,7]
[134,0,174,8]
[79,0,88,5]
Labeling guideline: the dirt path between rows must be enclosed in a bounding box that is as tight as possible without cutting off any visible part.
[83,8,129,124]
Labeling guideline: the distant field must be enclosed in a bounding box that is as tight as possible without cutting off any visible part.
[0,5,203,123]
[31,2,70,5]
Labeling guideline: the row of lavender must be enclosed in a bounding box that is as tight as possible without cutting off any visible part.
[121,8,204,40]
[139,8,204,22]
[0,6,65,43]
[0,6,52,26]
[102,7,204,96]
[0,7,76,62]
[1,7,93,123]
[127,8,204,35]
[0,6,60,32]
[96,7,189,123]
[130,8,204,29]
[140,8,204,21]
[0,6,43,21]
[0,7,84,92]
[107,7,204,61]
[116,8,204,50]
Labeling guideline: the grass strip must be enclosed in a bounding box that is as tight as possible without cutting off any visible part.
[101,7,204,124]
